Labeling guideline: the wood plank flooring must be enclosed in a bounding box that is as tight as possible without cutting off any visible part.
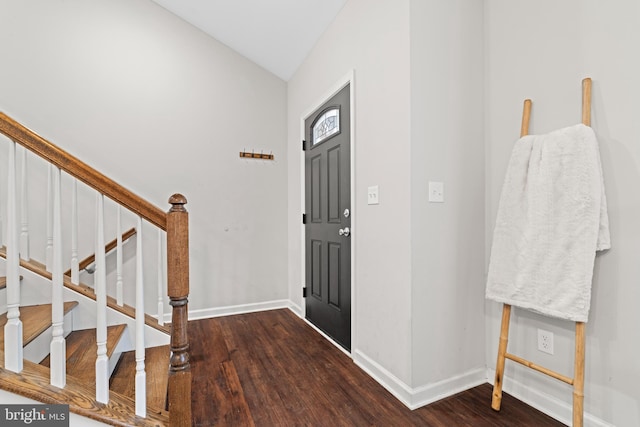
[190,309,565,427]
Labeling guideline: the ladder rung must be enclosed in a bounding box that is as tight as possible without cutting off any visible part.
[505,352,574,385]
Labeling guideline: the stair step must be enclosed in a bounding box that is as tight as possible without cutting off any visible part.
[40,324,127,383]
[0,301,78,349]
[0,349,168,426]
[0,247,171,335]
[111,345,170,414]
[0,275,23,290]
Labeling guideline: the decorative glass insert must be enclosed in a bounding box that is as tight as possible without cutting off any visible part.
[313,108,340,145]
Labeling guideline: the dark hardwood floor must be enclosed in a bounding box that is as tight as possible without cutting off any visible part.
[190,309,565,427]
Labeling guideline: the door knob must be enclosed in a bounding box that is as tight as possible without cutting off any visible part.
[338,227,351,237]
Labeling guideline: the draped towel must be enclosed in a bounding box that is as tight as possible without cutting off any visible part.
[486,124,610,322]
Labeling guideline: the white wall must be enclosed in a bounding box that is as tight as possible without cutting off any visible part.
[485,1,640,425]
[410,0,486,390]
[287,0,414,385]
[288,0,487,407]
[0,0,288,315]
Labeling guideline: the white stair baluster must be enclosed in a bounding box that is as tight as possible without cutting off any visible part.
[50,166,66,388]
[135,216,146,417]
[45,164,53,271]
[95,194,109,403]
[116,206,123,306]
[19,148,29,261]
[157,229,164,326]
[70,180,79,285]
[5,139,23,372]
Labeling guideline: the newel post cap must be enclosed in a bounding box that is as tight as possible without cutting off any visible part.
[169,193,188,212]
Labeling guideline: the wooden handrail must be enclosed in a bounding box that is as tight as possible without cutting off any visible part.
[0,113,166,230]
[64,227,137,276]
[166,194,191,426]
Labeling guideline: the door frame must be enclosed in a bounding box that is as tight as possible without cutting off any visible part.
[299,70,356,355]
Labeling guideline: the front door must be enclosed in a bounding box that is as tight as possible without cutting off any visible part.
[304,84,351,351]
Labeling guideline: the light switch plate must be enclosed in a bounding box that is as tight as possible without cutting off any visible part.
[429,181,444,203]
[367,185,379,205]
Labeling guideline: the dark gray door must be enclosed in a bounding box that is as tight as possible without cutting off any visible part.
[304,84,351,351]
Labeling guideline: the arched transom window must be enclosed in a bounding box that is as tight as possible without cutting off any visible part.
[312,108,340,145]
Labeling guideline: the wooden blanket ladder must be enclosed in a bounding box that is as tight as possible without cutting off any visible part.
[491,77,593,427]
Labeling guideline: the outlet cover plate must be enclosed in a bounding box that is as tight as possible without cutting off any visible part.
[368,185,379,205]
[537,329,554,355]
[428,181,444,203]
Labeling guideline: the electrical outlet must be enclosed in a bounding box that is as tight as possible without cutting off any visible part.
[537,329,554,355]
[428,181,444,203]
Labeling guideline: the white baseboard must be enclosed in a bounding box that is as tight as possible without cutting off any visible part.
[176,299,291,322]
[486,368,614,427]
[352,350,414,406]
[410,367,488,410]
[353,349,486,410]
[287,300,303,317]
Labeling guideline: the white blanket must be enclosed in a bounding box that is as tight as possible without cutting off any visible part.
[486,124,610,322]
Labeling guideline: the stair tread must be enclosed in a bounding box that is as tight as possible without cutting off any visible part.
[40,324,128,383]
[111,345,170,413]
[0,349,168,426]
[0,247,171,336]
[0,275,23,290]
[0,301,79,349]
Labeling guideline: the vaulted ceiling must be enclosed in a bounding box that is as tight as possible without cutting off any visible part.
[150,0,348,81]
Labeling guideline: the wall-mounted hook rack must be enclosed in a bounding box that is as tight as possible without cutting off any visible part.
[239,150,274,160]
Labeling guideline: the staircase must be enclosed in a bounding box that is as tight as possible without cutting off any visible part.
[0,113,191,426]
[0,298,168,425]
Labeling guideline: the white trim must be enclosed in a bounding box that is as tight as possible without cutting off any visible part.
[288,300,303,317]
[173,299,292,322]
[486,368,615,427]
[299,70,357,353]
[353,349,486,410]
[409,368,487,410]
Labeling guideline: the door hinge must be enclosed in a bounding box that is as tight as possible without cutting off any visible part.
[302,140,306,151]
[302,287,307,298]
[302,213,307,224]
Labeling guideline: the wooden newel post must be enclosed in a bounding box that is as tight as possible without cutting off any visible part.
[167,194,192,426]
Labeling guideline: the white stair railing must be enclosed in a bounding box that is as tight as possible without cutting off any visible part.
[157,229,164,326]
[116,206,124,306]
[50,166,66,388]
[4,139,23,373]
[95,194,109,404]
[19,148,29,261]
[135,216,147,417]
[70,179,79,285]
[45,164,53,271]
